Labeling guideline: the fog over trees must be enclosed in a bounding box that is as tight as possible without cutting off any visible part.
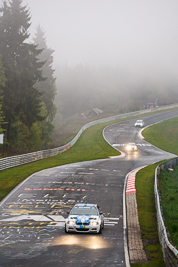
[55,63,178,118]
[0,0,178,154]
[33,25,56,121]
[24,0,178,121]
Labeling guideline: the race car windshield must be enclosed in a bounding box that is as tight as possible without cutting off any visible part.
[70,207,98,216]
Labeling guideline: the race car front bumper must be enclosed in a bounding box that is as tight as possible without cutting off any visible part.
[65,222,101,233]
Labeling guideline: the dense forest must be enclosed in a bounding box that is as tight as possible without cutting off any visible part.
[0,0,178,156]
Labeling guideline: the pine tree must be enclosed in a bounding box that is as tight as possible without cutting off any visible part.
[0,0,45,146]
[33,25,56,121]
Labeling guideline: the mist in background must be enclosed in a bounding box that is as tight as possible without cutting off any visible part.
[23,0,178,117]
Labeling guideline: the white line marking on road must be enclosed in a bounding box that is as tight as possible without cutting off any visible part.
[60,172,75,174]
[113,144,124,146]
[78,172,93,175]
[47,215,65,221]
[104,217,120,220]
[104,217,119,226]
[113,143,152,147]
[104,221,118,224]
[109,156,121,158]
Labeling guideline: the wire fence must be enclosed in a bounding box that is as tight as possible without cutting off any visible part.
[155,158,178,267]
[0,103,178,171]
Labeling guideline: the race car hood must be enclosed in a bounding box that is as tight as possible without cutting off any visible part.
[68,215,98,223]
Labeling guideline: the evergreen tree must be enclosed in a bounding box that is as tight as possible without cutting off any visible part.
[33,25,56,121]
[0,0,45,147]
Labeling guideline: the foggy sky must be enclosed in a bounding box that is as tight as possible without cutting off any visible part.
[9,0,178,81]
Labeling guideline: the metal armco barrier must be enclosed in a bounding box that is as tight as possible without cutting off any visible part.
[155,158,178,267]
[0,103,178,171]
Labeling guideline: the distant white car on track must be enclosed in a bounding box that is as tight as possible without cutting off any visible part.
[134,119,145,127]
[126,143,138,151]
[65,203,104,234]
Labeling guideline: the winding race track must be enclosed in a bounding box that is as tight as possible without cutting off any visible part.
[0,109,178,266]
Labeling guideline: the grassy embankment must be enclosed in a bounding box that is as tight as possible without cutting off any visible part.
[0,111,155,200]
[142,117,178,249]
[132,116,178,267]
[0,122,120,201]
[159,167,178,248]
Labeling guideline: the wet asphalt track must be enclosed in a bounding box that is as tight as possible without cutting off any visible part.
[0,109,177,267]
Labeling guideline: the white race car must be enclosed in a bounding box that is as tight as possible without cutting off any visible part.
[65,203,104,234]
[126,143,138,151]
[134,119,145,127]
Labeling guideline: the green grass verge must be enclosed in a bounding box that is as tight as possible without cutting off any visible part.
[142,116,178,249]
[132,116,178,266]
[132,164,166,267]
[159,166,178,248]
[0,123,120,201]
[142,116,178,155]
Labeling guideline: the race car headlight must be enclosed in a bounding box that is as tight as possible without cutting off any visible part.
[126,145,131,151]
[90,221,99,226]
[67,220,76,225]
